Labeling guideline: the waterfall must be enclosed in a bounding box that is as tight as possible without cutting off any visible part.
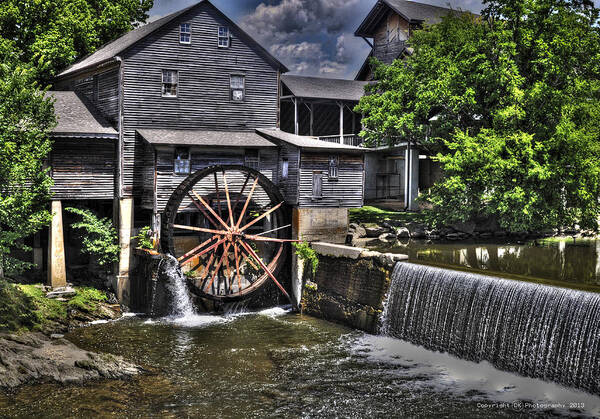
[156,254,196,318]
[381,262,600,395]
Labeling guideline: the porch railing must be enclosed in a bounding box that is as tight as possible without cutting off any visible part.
[317,134,363,147]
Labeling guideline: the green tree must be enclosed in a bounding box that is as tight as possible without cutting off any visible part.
[356,0,600,232]
[65,207,119,268]
[0,40,55,276]
[0,0,153,83]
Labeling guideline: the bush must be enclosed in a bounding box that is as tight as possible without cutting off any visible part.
[133,226,154,250]
[65,207,119,267]
[293,241,319,278]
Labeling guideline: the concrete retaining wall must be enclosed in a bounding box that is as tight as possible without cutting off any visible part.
[300,242,407,333]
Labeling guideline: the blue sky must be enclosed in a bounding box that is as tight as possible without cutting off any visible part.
[149,0,600,79]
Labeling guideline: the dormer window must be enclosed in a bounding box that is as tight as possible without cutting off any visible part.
[218,26,230,48]
[180,23,191,44]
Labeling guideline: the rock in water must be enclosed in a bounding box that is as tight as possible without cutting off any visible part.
[0,333,143,389]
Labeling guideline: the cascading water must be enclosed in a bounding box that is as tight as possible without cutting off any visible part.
[380,262,600,395]
[154,254,196,318]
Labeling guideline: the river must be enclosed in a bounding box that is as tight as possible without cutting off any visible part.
[1,309,599,418]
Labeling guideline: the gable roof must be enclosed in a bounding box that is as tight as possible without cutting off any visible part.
[355,0,462,37]
[256,129,365,153]
[57,0,287,79]
[47,91,118,138]
[137,129,276,148]
[281,75,368,102]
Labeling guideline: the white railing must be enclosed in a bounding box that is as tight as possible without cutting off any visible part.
[317,134,363,147]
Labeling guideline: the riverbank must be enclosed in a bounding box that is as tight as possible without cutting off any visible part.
[0,279,143,390]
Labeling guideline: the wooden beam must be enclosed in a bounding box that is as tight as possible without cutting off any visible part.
[339,101,344,144]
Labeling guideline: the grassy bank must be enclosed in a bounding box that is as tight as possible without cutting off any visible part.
[0,279,108,333]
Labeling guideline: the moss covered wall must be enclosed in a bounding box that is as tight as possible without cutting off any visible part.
[301,243,407,333]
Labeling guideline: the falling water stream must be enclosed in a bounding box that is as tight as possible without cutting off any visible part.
[381,262,600,395]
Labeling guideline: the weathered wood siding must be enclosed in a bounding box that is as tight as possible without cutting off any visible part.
[121,2,280,196]
[50,138,116,199]
[73,68,120,125]
[276,143,300,205]
[373,10,410,64]
[148,146,279,213]
[298,153,364,208]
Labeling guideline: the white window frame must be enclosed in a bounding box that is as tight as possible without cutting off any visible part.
[328,155,339,180]
[218,26,230,48]
[162,70,178,97]
[230,74,245,102]
[282,158,289,180]
[180,23,191,44]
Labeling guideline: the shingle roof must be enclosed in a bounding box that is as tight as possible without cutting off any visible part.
[57,0,287,78]
[137,129,276,147]
[281,75,368,102]
[256,129,365,153]
[47,91,117,138]
[355,0,467,37]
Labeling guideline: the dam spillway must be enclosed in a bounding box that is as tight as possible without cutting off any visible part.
[381,262,600,395]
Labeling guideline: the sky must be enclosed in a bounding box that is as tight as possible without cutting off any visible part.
[148,0,599,80]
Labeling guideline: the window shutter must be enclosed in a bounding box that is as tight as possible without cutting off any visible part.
[312,171,323,198]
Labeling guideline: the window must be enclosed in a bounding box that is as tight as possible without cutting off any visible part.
[230,75,245,101]
[218,26,230,48]
[174,147,190,174]
[328,155,339,180]
[180,23,191,44]
[162,70,178,97]
[245,149,259,170]
[282,158,289,180]
[312,171,323,198]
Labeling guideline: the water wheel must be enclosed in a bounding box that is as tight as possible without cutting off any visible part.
[161,165,296,305]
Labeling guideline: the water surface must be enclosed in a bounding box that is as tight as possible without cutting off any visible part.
[374,238,600,292]
[1,311,598,418]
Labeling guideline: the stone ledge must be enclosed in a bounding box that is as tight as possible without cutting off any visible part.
[311,242,367,259]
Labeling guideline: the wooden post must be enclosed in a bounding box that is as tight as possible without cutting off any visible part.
[33,232,43,270]
[117,197,134,304]
[48,200,67,288]
[294,98,299,135]
[309,103,314,136]
[339,102,344,144]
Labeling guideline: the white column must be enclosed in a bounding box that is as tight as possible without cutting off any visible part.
[404,145,420,211]
[294,98,299,135]
[48,200,67,288]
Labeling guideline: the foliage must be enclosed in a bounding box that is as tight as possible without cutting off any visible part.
[356,0,600,232]
[66,207,119,267]
[293,241,319,277]
[0,279,39,332]
[0,0,154,83]
[68,287,107,312]
[133,226,154,250]
[0,40,55,276]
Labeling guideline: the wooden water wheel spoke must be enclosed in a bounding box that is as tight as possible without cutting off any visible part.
[239,240,293,305]
[187,192,219,229]
[163,165,293,304]
[235,177,259,229]
[222,171,235,228]
[239,202,284,233]
[178,236,216,263]
[191,190,230,230]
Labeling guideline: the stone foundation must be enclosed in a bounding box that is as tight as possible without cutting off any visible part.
[301,242,407,333]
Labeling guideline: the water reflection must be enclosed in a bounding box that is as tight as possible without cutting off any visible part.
[375,239,600,291]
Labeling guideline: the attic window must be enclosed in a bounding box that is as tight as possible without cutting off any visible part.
[162,70,178,97]
[218,26,230,48]
[180,23,191,44]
